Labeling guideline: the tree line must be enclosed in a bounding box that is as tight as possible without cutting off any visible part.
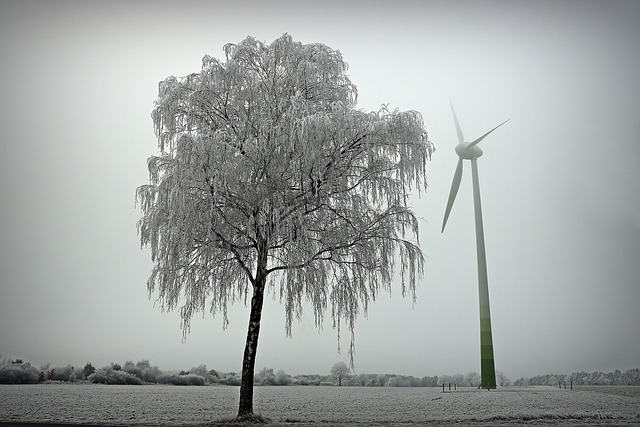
[3,357,638,388]
[513,369,640,386]
[0,357,504,387]
[0,358,218,386]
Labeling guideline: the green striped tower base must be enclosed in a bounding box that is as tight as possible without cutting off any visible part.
[479,303,496,389]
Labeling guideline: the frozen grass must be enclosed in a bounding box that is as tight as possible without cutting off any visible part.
[0,384,639,426]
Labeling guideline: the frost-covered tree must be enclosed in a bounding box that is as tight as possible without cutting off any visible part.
[255,367,275,385]
[137,34,433,418]
[82,363,96,379]
[464,371,480,387]
[495,370,511,387]
[330,362,351,386]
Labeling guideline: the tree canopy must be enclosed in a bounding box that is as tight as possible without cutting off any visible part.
[331,362,351,386]
[137,34,433,417]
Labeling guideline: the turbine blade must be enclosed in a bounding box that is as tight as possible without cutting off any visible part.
[467,119,510,148]
[450,100,464,144]
[442,157,464,233]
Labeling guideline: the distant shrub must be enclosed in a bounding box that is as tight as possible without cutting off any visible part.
[255,368,276,385]
[155,373,172,384]
[295,375,321,386]
[182,374,205,386]
[420,376,439,387]
[207,369,220,384]
[219,372,241,386]
[88,368,143,385]
[109,360,162,383]
[298,374,324,385]
[291,375,312,386]
[136,359,151,370]
[140,365,162,383]
[0,363,41,384]
[190,364,208,378]
[275,370,292,385]
[82,363,96,379]
[123,367,143,379]
[387,375,420,387]
[156,373,205,386]
[189,365,219,384]
[122,361,143,379]
[48,365,75,382]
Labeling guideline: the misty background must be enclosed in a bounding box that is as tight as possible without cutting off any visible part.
[1,0,638,380]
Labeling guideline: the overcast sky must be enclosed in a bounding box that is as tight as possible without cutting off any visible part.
[1,0,638,380]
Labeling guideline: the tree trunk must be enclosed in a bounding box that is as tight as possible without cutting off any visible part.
[237,244,268,418]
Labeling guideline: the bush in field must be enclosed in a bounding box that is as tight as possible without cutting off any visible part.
[88,367,143,385]
[156,373,205,386]
[295,374,324,385]
[207,369,220,384]
[82,363,96,379]
[48,365,75,382]
[219,372,241,386]
[123,360,143,379]
[155,373,172,384]
[420,376,439,387]
[291,375,321,386]
[190,364,207,377]
[0,363,41,384]
[181,374,205,385]
[387,375,412,387]
[126,360,161,383]
[190,364,220,384]
[513,377,529,386]
[255,368,275,385]
[496,371,511,387]
[275,370,292,385]
[464,372,481,388]
[116,359,161,383]
[141,365,162,383]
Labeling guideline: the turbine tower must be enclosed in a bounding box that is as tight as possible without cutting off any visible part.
[442,102,509,390]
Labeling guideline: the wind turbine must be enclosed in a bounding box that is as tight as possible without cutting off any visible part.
[442,102,509,390]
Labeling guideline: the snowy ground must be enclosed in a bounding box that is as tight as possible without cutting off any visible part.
[1,384,639,426]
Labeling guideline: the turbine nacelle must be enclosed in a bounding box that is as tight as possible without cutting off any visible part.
[455,143,483,160]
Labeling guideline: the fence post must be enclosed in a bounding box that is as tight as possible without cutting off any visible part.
[442,383,445,393]
[570,380,573,391]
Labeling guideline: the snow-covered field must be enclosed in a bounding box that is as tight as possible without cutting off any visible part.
[1,384,639,426]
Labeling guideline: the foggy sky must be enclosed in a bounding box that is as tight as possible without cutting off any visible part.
[1,0,639,380]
